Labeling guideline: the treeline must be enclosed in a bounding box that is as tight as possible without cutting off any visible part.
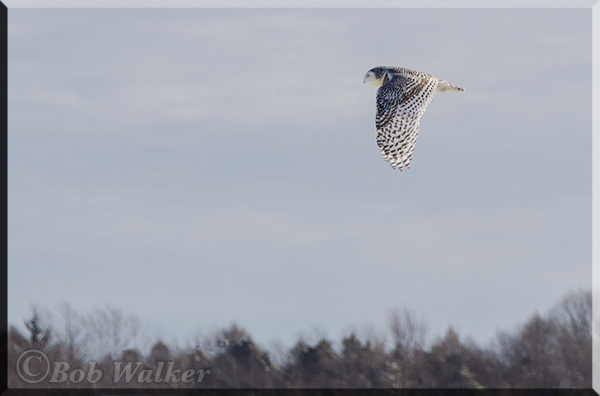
[7,289,591,389]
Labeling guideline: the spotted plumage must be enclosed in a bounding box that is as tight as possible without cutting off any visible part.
[363,66,464,171]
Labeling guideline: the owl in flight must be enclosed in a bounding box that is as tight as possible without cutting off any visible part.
[363,66,464,171]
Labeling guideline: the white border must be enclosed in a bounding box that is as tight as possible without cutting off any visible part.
[0,0,597,8]
[4,1,598,392]
[593,1,600,392]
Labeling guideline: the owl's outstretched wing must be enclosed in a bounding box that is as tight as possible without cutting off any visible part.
[375,73,439,171]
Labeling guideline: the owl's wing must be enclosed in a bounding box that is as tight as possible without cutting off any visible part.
[375,74,438,171]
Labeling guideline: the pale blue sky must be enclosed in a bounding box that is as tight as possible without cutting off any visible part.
[8,7,592,350]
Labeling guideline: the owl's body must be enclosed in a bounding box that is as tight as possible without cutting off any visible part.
[363,66,464,171]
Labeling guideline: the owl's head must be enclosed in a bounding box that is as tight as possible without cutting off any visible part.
[363,67,390,88]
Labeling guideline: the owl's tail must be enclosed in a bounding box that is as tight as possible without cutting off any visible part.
[435,79,464,93]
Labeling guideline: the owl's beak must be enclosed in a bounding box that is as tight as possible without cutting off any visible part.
[363,71,380,87]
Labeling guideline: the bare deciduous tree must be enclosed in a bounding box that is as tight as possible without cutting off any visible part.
[5,289,592,389]
[387,307,428,358]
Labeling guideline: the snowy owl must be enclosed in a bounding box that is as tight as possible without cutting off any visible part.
[363,66,464,171]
